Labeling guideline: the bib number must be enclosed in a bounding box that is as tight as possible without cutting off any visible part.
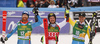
[20,31,25,36]
[76,31,80,35]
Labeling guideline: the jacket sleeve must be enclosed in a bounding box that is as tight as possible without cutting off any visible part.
[6,23,18,38]
[57,18,67,30]
[67,17,77,27]
[31,15,43,29]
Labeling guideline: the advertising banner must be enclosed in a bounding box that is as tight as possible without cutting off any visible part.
[0,10,70,34]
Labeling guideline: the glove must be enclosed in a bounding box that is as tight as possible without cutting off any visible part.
[88,37,92,44]
[92,32,95,37]
[0,37,5,43]
[55,35,58,42]
[65,10,69,22]
[92,12,97,17]
[0,37,8,43]
[90,32,95,39]
[88,41,92,44]
[32,7,39,15]
[40,36,43,43]
[32,7,39,22]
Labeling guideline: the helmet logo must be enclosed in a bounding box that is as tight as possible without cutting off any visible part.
[24,11,28,14]
[50,13,53,15]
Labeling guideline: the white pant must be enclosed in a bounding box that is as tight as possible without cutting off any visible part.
[43,36,57,44]
[49,40,56,44]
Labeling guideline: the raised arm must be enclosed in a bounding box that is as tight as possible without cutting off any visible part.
[40,23,44,28]
[57,18,67,29]
[67,17,77,27]
[31,15,43,28]
[6,23,18,38]
[65,9,77,26]
[32,7,43,28]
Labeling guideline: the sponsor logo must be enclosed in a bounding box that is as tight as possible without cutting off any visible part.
[8,11,15,16]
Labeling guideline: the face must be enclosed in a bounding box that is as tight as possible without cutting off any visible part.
[35,1,38,4]
[49,16,56,24]
[40,1,43,4]
[30,4,35,7]
[79,16,86,23]
[57,1,59,3]
[51,1,54,5]
[22,14,28,22]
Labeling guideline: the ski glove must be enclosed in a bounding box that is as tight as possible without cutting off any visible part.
[92,12,97,17]
[65,10,69,22]
[32,7,39,15]
[55,35,58,42]
[88,41,92,44]
[90,32,95,38]
[41,36,44,43]
[0,37,8,43]
[32,7,39,22]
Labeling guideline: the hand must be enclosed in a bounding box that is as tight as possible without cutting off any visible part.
[0,37,4,43]
[41,36,43,43]
[32,7,39,15]
[92,12,97,17]
[55,38,58,42]
[90,32,95,38]
[92,32,95,36]
[0,37,8,43]
[55,35,58,42]
[88,41,92,44]
[65,10,69,22]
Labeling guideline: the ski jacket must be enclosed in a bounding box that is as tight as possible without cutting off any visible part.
[6,15,42,44]
[67,17,91,42]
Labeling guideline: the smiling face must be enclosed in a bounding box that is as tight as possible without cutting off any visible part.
[22,14,28,22]
[49,16,56,24]
[79,16,86,23]
[50,1,55,5]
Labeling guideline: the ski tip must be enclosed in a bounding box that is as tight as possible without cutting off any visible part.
[3,11,7,14]
[43,18,47,20]
[43,18,48,21]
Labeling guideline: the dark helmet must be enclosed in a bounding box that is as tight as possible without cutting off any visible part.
[22,11,29,18]
[48,13,56,21]
[79,13,86,17]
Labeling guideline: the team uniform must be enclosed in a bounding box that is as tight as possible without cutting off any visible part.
[40,13,67,44]
[47,24,60,44]
[6,15,42,44]
[41,21,67,44]
[67,17,91,44]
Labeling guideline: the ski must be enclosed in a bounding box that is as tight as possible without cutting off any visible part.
[2,11,7,44]
[89,12,97,44]
[43,18,48,44]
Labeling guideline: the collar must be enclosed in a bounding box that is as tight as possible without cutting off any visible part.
[20,21,28,24]
[79,22,85,25]
[50,23,57,27]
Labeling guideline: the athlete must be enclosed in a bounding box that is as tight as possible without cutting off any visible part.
[66,13,92,44]
[0,8,42,44]
[40,13,67,44]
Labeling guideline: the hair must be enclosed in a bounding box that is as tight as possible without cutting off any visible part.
[22,13,29,18]
[50,0,55,5]
[48,13,56,22]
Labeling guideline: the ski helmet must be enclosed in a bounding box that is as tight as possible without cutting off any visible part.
[22,11,29,18]
[79,13,86,17]
[48,13,56,21]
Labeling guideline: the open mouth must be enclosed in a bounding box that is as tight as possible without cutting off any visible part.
[23,17,27,20]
